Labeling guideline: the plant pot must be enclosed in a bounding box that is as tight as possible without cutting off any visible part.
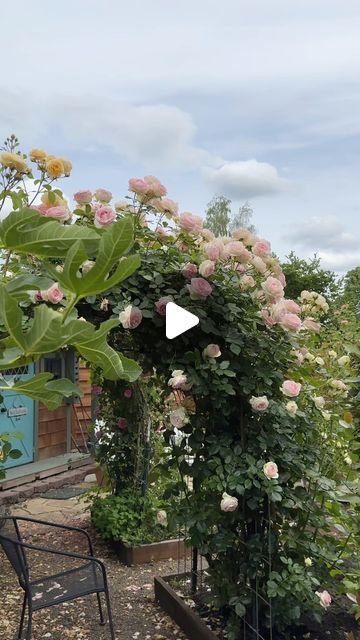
[110,538,185,566]
[154,573,217,640]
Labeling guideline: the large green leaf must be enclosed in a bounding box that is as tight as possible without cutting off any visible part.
[0,373,82,409]
[6,274,54,299]
[0,284,27,351]
[0,208,100,257]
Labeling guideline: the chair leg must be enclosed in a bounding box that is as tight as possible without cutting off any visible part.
[97,592,105,625]
[25,606,32,640]
[17,593,27,639]
[104,588,115,640]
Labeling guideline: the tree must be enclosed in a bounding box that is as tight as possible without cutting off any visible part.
[340,266,360,314]
[229,201,256,235]
[281,252,339,301]
[204,195,231,236]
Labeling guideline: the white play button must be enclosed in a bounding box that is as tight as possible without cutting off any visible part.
[166,302,199,339]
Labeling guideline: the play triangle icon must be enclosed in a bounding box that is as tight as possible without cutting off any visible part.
[166,302,199,339]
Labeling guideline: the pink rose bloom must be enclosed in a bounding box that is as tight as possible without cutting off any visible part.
[232,227,255,245]
[169,407,187,429]
[277,272,286,287]
[45,283,64,304]
[123,388,133,399]
[303,317,321,333]
[119,305,143,329]
[285,299,301,314]
[261,276,284,302]
[182,263,198,279]
[263,462,279,479]
[199,260,215,278]
[31,203,50,215]
[144,175,167,197]
[204,239,224,261]
[281,380,302,397]
[236,263,247,273]
[35,291,43,302]
[94,188,112,203]
[250,396,269,412]
[187,277,212,300]
[201,228,215,241]
[316,590,332,609]
[151,197,178,217]
[179,212,203,233]
[252,256,267,274]
[236,248,252,264]
[92,385,103,396]
[74,190,92,204]
[168,369,188,390]
[240,275,255,290]
[155,225,168,239]
[128,177,149,194]
[117,417,128,430]
[340,319,348,325]
[46,206,71,222]
[253,239,271,257]
[220,492,238,512]
[94,205,116,228]
[223,240,246,258]
[279,313,302,333]
[155,296,172,315]
[261,309,276,329]
[203,344,221,358]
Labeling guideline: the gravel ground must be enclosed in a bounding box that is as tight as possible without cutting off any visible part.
[0,514,186,640]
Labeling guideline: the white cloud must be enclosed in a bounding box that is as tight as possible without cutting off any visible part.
[205,160,289,199]
[316,250,360,273]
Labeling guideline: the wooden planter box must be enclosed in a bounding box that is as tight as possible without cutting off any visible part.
[110,538,185,566]
[154,573,217,640]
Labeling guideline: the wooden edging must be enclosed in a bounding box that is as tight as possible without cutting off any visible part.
[154,573,217,640]
[110,538,185,566]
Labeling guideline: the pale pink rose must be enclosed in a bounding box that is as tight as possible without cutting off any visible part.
[169,407,188,429]
[252,256,267,274]
[253,239,271,257]
[114,201,136,213]
[74,190,92,204]
[261,276,284,302]
[235,263,247,273]
[199,260,215,278]
[45,283,64,304]
[201,228,215,241]
[119,305,143,329]
[277,273,286,287]
[284,299,301,314]
[91,385,103,396]
[313,396,325,409]
[182,263,198,279]
[263,462,279,479]
[155,225,168,239]
[270,301,287,322]
[204,239,225,261]
[303,317,321,333]
[220,492,238,512]
[286,401,298,415]
[94,188,112,203]
[223,240,246,258]
[340,319,349,325]
[179,212,203,233]
[31,203,50,215]
[117,417,128,430]
[236,248,252,264]
[261,309,276,328]
[156,510,168,526]
[94,205,116,228]
[144,175,167,197]
[187,277,212,300]
[128,177,149,194]
[168,369,188,390]
[155,296,172,315]
[279,313,302,333]
[123,388,133,399]
[250,396,269,412]
[240,275,255,290]
[203,344,221,358]
[281,380,302,397]
[151,197,178,217]
[232,227,254,245]
[316,590,331,609]
[46,206,71,222]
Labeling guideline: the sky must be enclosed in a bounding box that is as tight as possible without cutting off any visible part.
[1,0,360,274]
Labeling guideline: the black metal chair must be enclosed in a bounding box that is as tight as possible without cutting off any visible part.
[0,515,115,639]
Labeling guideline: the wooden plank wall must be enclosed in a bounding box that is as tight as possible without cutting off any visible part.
[71,363,92,451]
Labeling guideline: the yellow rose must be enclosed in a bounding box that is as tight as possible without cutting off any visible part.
[59,158,72,176]
[41,192,68,208]
[0,151,30,174]
[46,157,64,178]
[29,148,47,162]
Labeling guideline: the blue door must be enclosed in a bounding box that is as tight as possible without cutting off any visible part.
[0,365,35,468]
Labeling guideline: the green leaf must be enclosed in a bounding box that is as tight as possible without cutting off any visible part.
[0,284,27,351]
[0,373,82,409]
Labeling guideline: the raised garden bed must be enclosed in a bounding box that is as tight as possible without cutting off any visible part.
[110,538,185,566]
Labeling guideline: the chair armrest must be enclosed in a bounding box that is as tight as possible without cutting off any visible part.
[11,515,95,555]
[17,538,107,577]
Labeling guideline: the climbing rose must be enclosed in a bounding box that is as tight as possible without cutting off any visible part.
[143,175,167,197]
[91,385,103,396]
[304,557,313,567]
[240,275,255,290]
[203,344,221,358]
[204,239,224,261]
[338,355,350,366]
[253,239,271,257]
[286,401,298,415]
[182,263,198,279]
[117,417,127,430]
[74,190,92,204]
[220,492,238,512]
[251,256,267,274]
[224,240,246,258]
[128,177,148,194]
[303,317,321,333]
[179,212,203,233]
[45,206,71,222]
[279,313,302,333]
[313,396,325,409]
[187,277,212,300]
[261,309,276,328]
[199,260,215,277]
[250,396,269,412]
[281,380,302,397]
[155,296,172,315]
[156,510,168,526]
[94,188,112,203]
[123,388,133,399]
[262,276,284,302]
[169,407,188,429]
[94,205,116,228]
[316,590,332,609]
[263,462,279,479]
[119,305,143,329]
[284,299,301,314]
[44,283,64,304]
[232,227,254,245]
[168,370,188,390]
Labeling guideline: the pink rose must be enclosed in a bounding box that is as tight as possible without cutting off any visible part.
[34,291,43,302]
[94,205,116,228]
[92,385,103,396]
[220,492,238,512]
[119,305,143,329]
[285,299,301,314]
[199,260,215,278]
[204,239,224,261]
[261,276,284,302]
[151,197,178,217]
[155,225,168,239]
[44,283,64,304]
[169,407,187,429]
[179,212,203,233]
[94,188,112,203]
[240,275,255,290]
[201,228,215,241]
[223,240,246,258]
[303,317,321,333]
[252,256,267,274]
[279,313,302,333]
[74,190,92,204]
[263,462,279,479]
[232,227,254,245]
[155,296,172,315]
[117,417,128,430]
[187,277,212,300]
[203,344,221,358]
[281,380,302,397]
[168,369,188,390]
[277,272,286,287]
[31,203,50,215]
[250,396,269,412]
[182,263,198,279]
[261,309,276,329]
[46,206,71,222]
[316,590,331,609]
[123,388,133,399]
[144,175,167,197]
[253,239,271,257]
[128,178,149,194]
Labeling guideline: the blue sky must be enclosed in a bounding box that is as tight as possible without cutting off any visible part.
[1,0,360,273]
